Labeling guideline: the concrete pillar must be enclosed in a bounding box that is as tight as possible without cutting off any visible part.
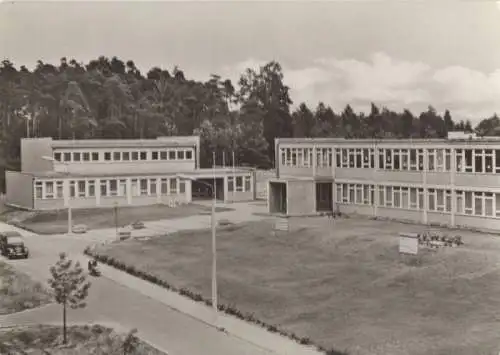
[450,148,456,227]
[423,149,428,224]
[126,178,132,205]
[156,178,161,204]
[186,180,192,203]
[63,179,70,208]
[95,179,101,206]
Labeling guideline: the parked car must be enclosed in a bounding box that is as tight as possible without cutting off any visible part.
[131,220,145,230]
[0,233,29,259]
[72,224,88,234]
[0,231,22,249]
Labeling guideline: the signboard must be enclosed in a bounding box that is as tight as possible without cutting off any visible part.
[399,232,419,255]
[274,218,289,232]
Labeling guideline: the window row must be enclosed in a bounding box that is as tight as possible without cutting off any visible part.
[456,190,500,218]
[456,149,500,174]
[335,183,375,205]
[378,186,425,210]
[281,146,500,174]
[53,148,194,163]
[228,176,252,192]
[280,148,333,168]
[34,178,186,199]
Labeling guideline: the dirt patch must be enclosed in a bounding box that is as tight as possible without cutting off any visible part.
[96,216,500,355]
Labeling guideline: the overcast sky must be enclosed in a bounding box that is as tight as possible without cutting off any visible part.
[2,0,500,122]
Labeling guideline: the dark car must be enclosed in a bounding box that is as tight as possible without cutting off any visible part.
[131,221,145,230]
[0,232,29,259]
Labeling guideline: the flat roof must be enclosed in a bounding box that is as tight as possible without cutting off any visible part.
[276,137,500,145]
[24,167,253,179]
[24,136,200,149]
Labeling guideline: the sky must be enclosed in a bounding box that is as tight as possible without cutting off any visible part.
[2,0,500,123]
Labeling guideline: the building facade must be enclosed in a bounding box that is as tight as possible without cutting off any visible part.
[268,136,500,232]
[6,136,255,210]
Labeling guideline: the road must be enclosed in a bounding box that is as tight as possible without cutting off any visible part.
[0,222,276,355]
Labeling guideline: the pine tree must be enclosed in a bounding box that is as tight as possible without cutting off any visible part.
[48,253,91,344]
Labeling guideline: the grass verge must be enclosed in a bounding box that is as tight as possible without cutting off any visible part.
[5,203,233,235]
[0,261,52,315]
[0,324,165,355]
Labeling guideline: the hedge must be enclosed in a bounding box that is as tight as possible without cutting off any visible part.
[84,247,348,355]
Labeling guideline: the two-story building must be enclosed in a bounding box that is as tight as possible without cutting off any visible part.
[6,136,256,210]
[268,134,500,232]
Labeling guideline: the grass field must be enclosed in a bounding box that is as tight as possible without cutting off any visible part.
[95,216,500,355]
[0,261,52,315]
[9,203,232,235]
[0,325,166,355]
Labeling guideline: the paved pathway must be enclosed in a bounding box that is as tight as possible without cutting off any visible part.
[0,202,322,355]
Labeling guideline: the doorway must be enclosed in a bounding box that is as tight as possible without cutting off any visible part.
[316,182,333,212]
[269,182,287,214]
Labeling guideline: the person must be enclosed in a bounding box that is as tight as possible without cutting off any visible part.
[88,260,93,272]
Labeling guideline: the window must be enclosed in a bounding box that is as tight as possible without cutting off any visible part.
[140,179,148,195]
[435,149,444,171]
[152,151,159,160]
[132,152,139,161]
[485,192,494,216]
[409,188,418,209]
[73,152,81,162]
[341,149,348,168]
[363,185,370,204]
[77,180,86,197]
[385,149,393,170]
[474,149,483,173]
[179,181,185,193]
[496,193,500,217]
[88,180,95,197]
[464,150,473,173]
[82,152,90,162]
[170,178,178,193]
[336,150,341,168]
[428,189,436,211]
[379,186,385,206]
[45,181,54,198]
[140,151,147,161]
[161,178,168,194]
[169,150,176,160]
[428,149,435,171]
[54,152,62,161]
[122,152,130,161]
[228,177,234,192]
[393,187,401,208]
[355,184,362,204]
[56,181,63,198]
[109,180,118,196]
[186,150,193,160]
[456,149,463,172]
[349,184,355,202]
[113,152,121,161]
[35,181,43,199]
[401,187,409,209]
[485,150,493,173]
[177,150,185,160]
[100,180,107,197]
[401,150,408,170]
[393,149,400,170]
[160,151,168,160]
[104,152,111,161]
[119,179,127,196]
[342,183,348,203]
[464,191,473,215]
[355,149,362,168]
[244,176,251,192]
[385,186,393,207]
[69,180,76,198]
[63,152,71,162]
[496,150,500,173]
[456,191,464,214]
[236,176,243,192]
[149,179,157,195]
[474,193,482,216]
[131,179,139,196]
[92,152,99,161]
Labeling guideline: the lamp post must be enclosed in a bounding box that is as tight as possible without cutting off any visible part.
[42,156,72,234]
[176,174,217,313]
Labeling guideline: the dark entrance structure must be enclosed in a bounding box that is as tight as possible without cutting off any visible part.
[192,178,225,201]
[269,182,287,214]
[315,182,333,212]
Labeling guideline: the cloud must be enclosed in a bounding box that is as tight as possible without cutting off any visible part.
[220,52,500,122]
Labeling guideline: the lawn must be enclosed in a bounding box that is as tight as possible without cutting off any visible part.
[0,261,52,315]
[95,217,500,355]
[9,203,232,235]
[0,324,166,355]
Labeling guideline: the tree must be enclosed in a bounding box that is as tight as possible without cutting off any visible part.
[48,253,91,344]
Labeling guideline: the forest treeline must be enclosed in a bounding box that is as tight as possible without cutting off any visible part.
[1,56,500,185]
